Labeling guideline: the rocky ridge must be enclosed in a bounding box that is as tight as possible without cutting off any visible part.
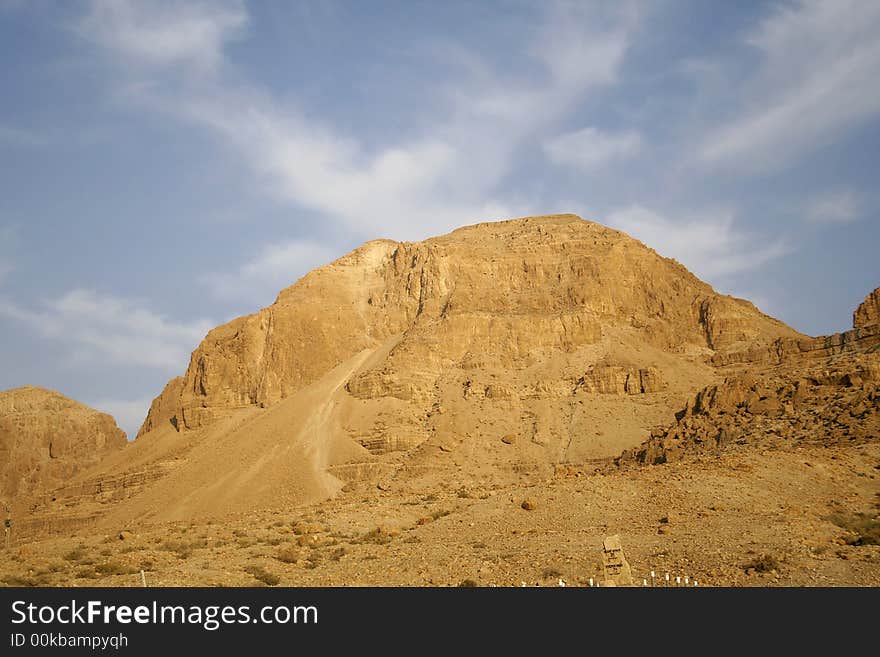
[0,387,127,501]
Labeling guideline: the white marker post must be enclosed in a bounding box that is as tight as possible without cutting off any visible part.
[665,573,670,587]
[589,578,594,588]
[650,570,655,587]
[676,576,681,587]
[140,570,147,587]
[684,576,689,587]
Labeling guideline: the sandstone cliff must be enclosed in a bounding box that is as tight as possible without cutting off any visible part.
[854,287,880,329]
[0,386,127,501]
[135,377,183,438]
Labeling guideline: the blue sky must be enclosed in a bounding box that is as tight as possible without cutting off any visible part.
[1,0,878,436]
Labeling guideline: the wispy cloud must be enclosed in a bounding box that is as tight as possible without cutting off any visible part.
[805,189,861,225]
[0,289,213,370]
[699,0,880,171]
[200,239,343,303]
[543,127,641,170]
[77,0,247,74]
[77,0,637,241]
[606,204,790,280]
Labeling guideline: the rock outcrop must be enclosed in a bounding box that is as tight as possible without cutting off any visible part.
[619,289,880,467]
[136,377,183,438]
[854,287,880,329]
[0,387,127,500]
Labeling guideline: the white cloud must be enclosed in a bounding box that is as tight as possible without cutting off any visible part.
[78,0,247,74]
[78,1,637,241]
[606,204,790,280]
[699,0,880,170]
[200,239,343,303]
[0,289,213,370]
[805,189,861,224]
[543,127,641,170]
[88,397,153,439]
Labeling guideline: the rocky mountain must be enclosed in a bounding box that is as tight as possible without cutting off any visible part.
[146,215,799,434]
[0,386,127,502]
[97,214,806,521]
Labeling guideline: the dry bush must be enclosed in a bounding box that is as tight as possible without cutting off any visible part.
[825,512,880,546]
[2,572,53,586]
[275,546,301,564]
[95,561,137,577]
[63,545,88,562]
[244,565,280,586]
[742,553,779,573]
[160,539,207,559]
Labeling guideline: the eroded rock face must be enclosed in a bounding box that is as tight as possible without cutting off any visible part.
[576,364,665,395]
[0,386,127,500]
[854,287,880,329]
[619,353,880,466]
[136,377,183,438]
[155,215,800,432]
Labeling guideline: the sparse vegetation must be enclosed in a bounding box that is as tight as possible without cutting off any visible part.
[95,560,137,577]
[244,565,280,586]
[825,512,880,546]
[63,545,90,563]
[276,546,301,564]
[160,538,207,559]
[742,553,780,573]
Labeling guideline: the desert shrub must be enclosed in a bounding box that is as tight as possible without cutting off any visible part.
[3,572,53,586]
[276,547,301,564]
[358,529,392,545]
[63,546,90,563]
[244,565,280,586]
[95,561,136,576]
[825,512,880,546]
[742,553,779,573]
[160,539,206,559]
[75,566,100,579]
[458,579,479,587]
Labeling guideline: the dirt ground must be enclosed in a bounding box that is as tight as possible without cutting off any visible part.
[2,440,877,588]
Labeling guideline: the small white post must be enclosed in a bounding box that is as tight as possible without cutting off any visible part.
[693,580,698,587]
[665,573,670,587]
[676,576,681,587]
[684,576,689,587]
[643,578,647,587]
[140,570,147,587]
[650,570,655,587]
[589,577,594,588]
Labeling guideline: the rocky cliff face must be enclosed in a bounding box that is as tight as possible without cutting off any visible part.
[619,287,880,468]
[854,287,880,329]
[0,386,127,500]
[146,215,800,439]
[135,377,183,438]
